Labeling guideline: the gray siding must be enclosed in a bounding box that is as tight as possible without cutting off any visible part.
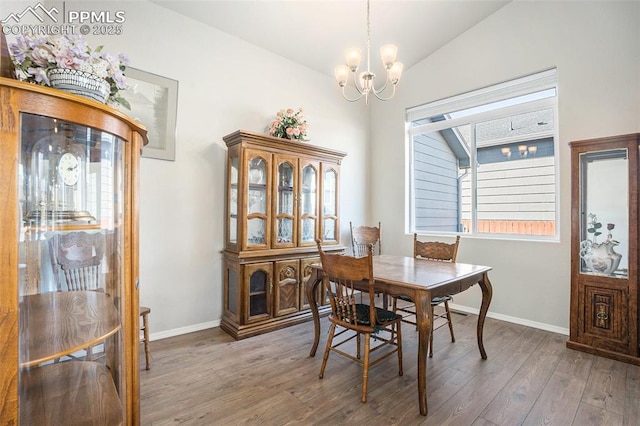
[413,133,460,231]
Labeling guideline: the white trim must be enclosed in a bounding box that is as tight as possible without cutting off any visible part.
[450,303,569,336]
[406,68,558,123]
[148,319,220,342]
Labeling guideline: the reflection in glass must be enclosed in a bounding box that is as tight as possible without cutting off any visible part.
[249,270,267,316]
[277,218,293,243]
[18,113,125,420]
[324,219,336,240]
[248,189,266,214]
[323,169,336,215]
[278,162,294,216]
[301,218,315,243]
[249,157,266,184]
[229,156,238,244]
[247,218,266,244]
[579,149,628,277]
[301,166,316,215]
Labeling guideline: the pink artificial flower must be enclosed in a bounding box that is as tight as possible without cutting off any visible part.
[286,108,294,115]
[293,128,300,136]
[286,127,294,136]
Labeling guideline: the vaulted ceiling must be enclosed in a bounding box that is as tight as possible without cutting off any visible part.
[151,1,510,78]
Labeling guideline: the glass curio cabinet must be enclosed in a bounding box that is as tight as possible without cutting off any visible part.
[568,133,640,366]
[222,130,346,339]
[0,78,147,424]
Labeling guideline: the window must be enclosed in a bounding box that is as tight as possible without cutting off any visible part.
[407,69,558,239]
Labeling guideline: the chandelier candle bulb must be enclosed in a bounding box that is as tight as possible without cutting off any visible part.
[389,62,404,83]
[380,44,398,68]
[346,49,362,71]
[334,65,350,86]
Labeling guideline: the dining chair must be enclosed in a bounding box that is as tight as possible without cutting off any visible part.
[349,221,386,306]
[350,221,382,257]
[316,240,403,403]
[48,231,105,360]
[393,234,461,357]
[49,231,105,292]
[140,305,151,370]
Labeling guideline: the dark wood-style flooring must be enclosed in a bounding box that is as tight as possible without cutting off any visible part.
[140,312,640,425]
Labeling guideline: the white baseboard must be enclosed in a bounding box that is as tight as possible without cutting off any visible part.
[149,319,220,342]
[148,306,569,342]
[450,303,569,336]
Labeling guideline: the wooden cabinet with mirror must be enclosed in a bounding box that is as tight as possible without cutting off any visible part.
[568,133,639,365]
[222,130,346,339]
[0,77,147,424]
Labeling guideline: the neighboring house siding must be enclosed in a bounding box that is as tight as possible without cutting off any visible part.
[461,156,556,234]
[414,133,459,231]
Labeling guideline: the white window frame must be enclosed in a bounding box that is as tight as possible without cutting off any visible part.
[405,69,559,241]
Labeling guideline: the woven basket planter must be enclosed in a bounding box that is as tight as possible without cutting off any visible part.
[47,68,110,103]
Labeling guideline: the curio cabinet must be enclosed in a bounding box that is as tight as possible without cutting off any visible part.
[0,77,147,424]
[222,130,346,339]
[568,133,640,365]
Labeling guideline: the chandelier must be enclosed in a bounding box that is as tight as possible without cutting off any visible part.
[333,0,404,104]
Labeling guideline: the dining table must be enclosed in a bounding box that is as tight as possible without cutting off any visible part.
[306,254,493,416]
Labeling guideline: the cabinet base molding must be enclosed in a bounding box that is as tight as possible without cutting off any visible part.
[221,306,331,340]
[566,340,640,366]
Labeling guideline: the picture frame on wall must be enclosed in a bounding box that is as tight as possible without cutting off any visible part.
[118,67,178,161]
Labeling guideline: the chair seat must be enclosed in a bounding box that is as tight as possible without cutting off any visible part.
[354,304,399,325]
[430,295,453,306]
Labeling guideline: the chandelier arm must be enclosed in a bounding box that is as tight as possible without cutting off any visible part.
[372,83,396,101]
[351,70,364,94]
[371,76,390,95]
[341,85,366,102]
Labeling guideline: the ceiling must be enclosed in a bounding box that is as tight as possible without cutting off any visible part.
[151,0,510,78]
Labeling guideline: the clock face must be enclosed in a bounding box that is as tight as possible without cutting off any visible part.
[58,152,80,186]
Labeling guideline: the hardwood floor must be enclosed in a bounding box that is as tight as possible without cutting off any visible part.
[140,312,640,425]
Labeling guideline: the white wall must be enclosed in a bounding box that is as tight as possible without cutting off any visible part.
[370,1,640,333]
[116,1,370,338]
[1,0,370,338]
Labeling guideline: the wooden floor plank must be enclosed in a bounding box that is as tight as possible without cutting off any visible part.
[521,348,593,426]
[480,332,565,425]
[139,315,640,426]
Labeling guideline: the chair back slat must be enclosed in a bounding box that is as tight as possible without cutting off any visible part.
[316,240,377,327]
[413,234,460,262]
[350,222,381,257]
[49,231,105,292]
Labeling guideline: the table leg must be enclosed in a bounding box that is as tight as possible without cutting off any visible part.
[476,272,493,359]
[307,268,322,357]
[414,294,431,416]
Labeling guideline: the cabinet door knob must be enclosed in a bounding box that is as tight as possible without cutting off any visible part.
[596,312,608,321]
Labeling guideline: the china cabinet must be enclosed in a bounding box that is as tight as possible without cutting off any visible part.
[221,130,346,339]
[568,133,640,365]
[0,77,147,424]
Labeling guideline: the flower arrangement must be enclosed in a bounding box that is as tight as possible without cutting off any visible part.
[586,213,615,243]
[268,107,308,141]
[9,33,130,108]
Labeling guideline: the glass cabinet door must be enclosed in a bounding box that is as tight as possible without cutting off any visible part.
[228,153,239,246]
[246,153,269,248]
[578,149,628,277]
[322,166,339,243]
[18,113,126,424]
[299,161,318,245]
[274,157,296,248]
[246,262,272,321]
